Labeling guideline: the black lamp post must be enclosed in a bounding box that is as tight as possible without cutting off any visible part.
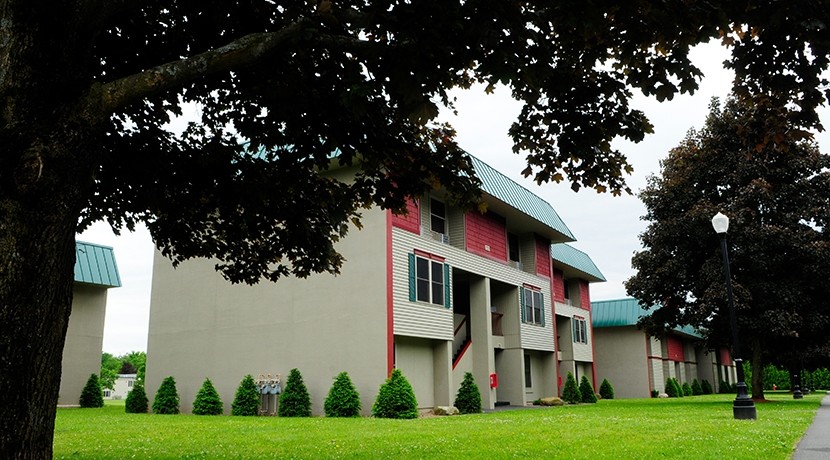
[712,212,757,420]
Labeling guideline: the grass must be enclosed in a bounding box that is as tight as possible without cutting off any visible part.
[54,393,823,459]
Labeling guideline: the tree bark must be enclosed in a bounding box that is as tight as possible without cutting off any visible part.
[750,340,765,400]
[0,187,81,458]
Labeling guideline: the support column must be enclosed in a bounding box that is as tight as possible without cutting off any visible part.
[433,340,453,407]
[470,277,495,409]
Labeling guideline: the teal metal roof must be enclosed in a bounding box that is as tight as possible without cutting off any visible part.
[551,243,605,282]
[469,155,576,241]
[591,298,701,338]
[74,241,121,288]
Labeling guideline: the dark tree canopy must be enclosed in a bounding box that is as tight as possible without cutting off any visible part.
[3,1,830,457]
[626,97,830,399]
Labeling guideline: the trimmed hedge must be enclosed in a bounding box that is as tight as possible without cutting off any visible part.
[372,368,418,419]
[79,374,104,408]
[125,381,149,413]
[231,374,260,416]
[152,376,180,414]
[599,378,614,400]
[193,378,223,415]
[454,372,482,414]
[562,372,581,404]
[279,368,311,417]
[579,375,598,403]
[324,372,361,417]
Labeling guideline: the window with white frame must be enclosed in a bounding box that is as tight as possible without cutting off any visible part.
[430,198,446,235]
[521,287,544,326]
[572,317,588,344]
[408,252,450,308]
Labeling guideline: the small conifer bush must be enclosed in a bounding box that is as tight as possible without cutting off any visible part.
[599,378,615,400]
[79,373,104,408]
[231,374,260,416]
[152,376,180,414]
[279,368,311,417]
[672,378,684,397]
[125,381,149,413]
[193,378,224,415]
[579,375,598,403]
[372,368,418,419]
[719,380,733,394]
[701,379,713,395]
[454,372,482,414]
[682,381,693,396]
[562,372,582,404]
[691,379,703,396]
[324,372,361,417]
[665,377,679,398]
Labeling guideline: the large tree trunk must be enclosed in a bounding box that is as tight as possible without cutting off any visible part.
[749,340,765,400]
[1,2,97,452]
[0,206,78,458]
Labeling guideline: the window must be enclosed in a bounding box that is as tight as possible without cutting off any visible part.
[572,317,588,344]
[128,380,134,388]
[508,233,520,262]
[408,252,450,308]
[520,287,544,325]
[563,279,571,301]
[103,390,111,397]
[524,353,532,388]
[430,198,446,234]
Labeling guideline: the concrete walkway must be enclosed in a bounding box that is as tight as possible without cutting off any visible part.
[792,394,830,460]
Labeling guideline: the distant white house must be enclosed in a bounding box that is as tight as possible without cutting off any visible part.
[104,374,137,400]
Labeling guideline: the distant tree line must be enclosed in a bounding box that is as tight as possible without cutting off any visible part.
[100,351,146,390]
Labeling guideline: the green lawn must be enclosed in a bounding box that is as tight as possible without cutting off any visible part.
[54,393,823,459]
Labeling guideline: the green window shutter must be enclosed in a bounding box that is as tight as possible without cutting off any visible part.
[572,320,577,340]
[408,253,416,302]
[443,263,451,309]
[540,293,546,327]
[520,288,526,323]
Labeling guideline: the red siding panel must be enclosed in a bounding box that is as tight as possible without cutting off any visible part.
[667,336,684,362]
[391,198,420,234]
[579,280,591,310]
[535,236,551,278]
[552,269,565,303]
[719,347,732,365]
[465,211,507,262]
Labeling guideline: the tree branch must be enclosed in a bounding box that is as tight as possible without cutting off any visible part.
[93,17,313,113]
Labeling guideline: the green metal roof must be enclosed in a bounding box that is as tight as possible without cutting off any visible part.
[591,297,701,338]
[74,241,121,288]
[469,155,576,241]
[551,243,605,282]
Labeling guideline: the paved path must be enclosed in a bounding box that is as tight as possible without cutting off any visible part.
[792,394,830,460]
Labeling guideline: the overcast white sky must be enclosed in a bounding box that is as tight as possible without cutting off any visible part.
[79,41,830,355]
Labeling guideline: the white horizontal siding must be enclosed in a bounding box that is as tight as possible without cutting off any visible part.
[392,227,553,351]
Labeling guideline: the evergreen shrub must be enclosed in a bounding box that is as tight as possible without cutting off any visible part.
[719,380,733,394]
[372,368,418,419]
[682,382,693,397]
[579,375,598,403]
[193,378,223,415]
[665,378,679,398]
[125,381,149,413]
[454,372,482,414]
[279,368,311,417]
[599,378,614,400]
[324,372,361,417]
[152,376,180,414]
[691,379,703,396]
[701,379,713,395]
[562,372,581,404]
[79,373,104,408]
[231,374,260,416]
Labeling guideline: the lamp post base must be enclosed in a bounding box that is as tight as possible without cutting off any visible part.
[733,382,757,420]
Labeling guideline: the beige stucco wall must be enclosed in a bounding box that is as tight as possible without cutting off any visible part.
[59,284,109,405]
[593,326,652,399]
[146,207,389,415]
